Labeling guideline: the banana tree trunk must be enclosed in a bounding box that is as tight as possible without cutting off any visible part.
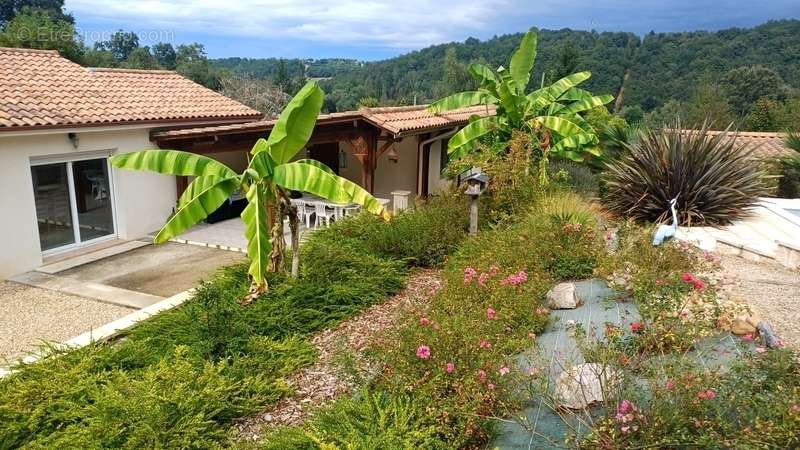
[267,201,285,273]
[288,203,300,278]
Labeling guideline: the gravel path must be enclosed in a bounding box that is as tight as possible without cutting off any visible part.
[236,268,444,441]
[718,255,800,348]
[0,281,134,363]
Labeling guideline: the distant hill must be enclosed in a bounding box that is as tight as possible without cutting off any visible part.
[213,20,800,114]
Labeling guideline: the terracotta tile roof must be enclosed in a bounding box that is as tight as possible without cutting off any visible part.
[683,130,795,160]
[153,104,495,141]
[360,104,495,135]
[0,47,261,131]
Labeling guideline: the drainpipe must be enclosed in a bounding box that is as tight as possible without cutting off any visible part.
[416,128,458,197]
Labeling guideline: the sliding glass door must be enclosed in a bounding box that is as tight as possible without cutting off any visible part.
[30,157,115,253]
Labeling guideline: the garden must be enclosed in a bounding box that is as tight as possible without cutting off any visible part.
[1,31,799,450]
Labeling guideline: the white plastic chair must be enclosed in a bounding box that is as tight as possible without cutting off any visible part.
[343,204,361,216]
[314,202,337,228]
[303,203,316,229]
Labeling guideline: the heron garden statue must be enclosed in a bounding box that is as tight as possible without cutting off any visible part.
[652,195,679,246]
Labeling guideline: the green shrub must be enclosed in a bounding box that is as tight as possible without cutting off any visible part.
[262,390,448,450]
[311,195,468,268]
[0,212,410,448]
[603,124,770,225]
[581,348,800,449]
[774,132,800,198]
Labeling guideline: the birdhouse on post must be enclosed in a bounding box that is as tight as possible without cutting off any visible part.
[459,167,489,236]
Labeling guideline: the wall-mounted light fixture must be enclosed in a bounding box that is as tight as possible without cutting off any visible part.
[387,146,399,163]
[67,132,79,149]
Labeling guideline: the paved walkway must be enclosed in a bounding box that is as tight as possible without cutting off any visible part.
[0,281,132,362]
[175,218,308,252]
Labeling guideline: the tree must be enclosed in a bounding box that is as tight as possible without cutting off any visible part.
[219,73,289,118]
[686,83,735,128]
[111,81,387,295]
[175,43,220,89]
[152,42,176,69]
[357,96,380,108]
[428,30,613,184]
[94,30,139,62]
[619,105,644,124]
[121,46,160,70]
[550,39,580,82]
[273,59,291,93]
[435,47,473,97]
[0,0,72,26]
[644,99,685,128]
[746,97,779,131]
[82,49,117,67]
[722,65,789,116]
[0,8,82,61]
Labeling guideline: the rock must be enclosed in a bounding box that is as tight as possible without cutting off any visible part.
[757,322,782,348]
[555,363,619,410]
[730,315,759,335]
[547,282,580,309]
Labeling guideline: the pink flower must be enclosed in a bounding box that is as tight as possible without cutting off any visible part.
[489,265,499,276]
[478,272,489,287]
[791,404,800,413]
[499,366,510,376]
[445,362,455,374]
[416,345,431,359]
[487,383,496,390]
[655,278,665,286]
[742,334,754,342]
[681,272,696,283]
[479,339,492,350]
[464,267,477,284]
[618,399,634,415]
[665,379,676,391]
[755,347,767,354]
[692,279,706,290]
[630,322,644,333]
[486,307,497,320]
[501,270,529,286]
[620,426,631,434]
[419,317,430,326]
[478,369,487,382]
[697,389,717,400]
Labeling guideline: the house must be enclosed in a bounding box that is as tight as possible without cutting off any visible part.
[0,47,262,278]
[151,104,494,202]
[0,47,489,279]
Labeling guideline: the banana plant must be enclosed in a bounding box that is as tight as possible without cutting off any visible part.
[428,30,613,182]
[111,81,387,296]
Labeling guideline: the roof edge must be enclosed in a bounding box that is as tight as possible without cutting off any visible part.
[0,115,262,135]
[87,67,178,75]
[0,47,60,54]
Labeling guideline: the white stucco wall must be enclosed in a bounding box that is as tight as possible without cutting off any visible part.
[0,128,176,278]
[336,137,420,201]
[427,139,452,194]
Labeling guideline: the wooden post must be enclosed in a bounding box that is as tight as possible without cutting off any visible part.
[469,195,479,236]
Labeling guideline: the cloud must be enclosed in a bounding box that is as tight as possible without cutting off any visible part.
[64,0,798,57]
[67,0,506,50]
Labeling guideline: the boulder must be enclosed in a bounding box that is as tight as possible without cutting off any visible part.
[730,314,760,336]
[555,363,618,410]
[547,282,579,309]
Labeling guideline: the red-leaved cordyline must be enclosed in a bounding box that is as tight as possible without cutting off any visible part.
[416,345,430,359]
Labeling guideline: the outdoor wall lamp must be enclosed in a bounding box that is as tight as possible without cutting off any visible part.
[68,132,79,149]
[387,146,399,163]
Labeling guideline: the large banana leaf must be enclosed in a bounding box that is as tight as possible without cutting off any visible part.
[154,177,239,244]
[533,115,586,138]
[560,94,614,115]
[272,162,387,219]
[509,31,537,93]
[178,175,238,208]
[241,183,271,284]
[447,116,500,158]
[248,149,275,179]
[293,158,336,175]
[428,90,493,113]
[264,81,324,165]
[468,63,498,90]
[551,132,600,154]
[111,149,237,178]
[496,68,523,124]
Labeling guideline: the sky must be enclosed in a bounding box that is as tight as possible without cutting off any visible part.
[64,0,799,60]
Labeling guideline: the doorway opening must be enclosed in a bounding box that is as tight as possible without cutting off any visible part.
[30,156,116,254]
